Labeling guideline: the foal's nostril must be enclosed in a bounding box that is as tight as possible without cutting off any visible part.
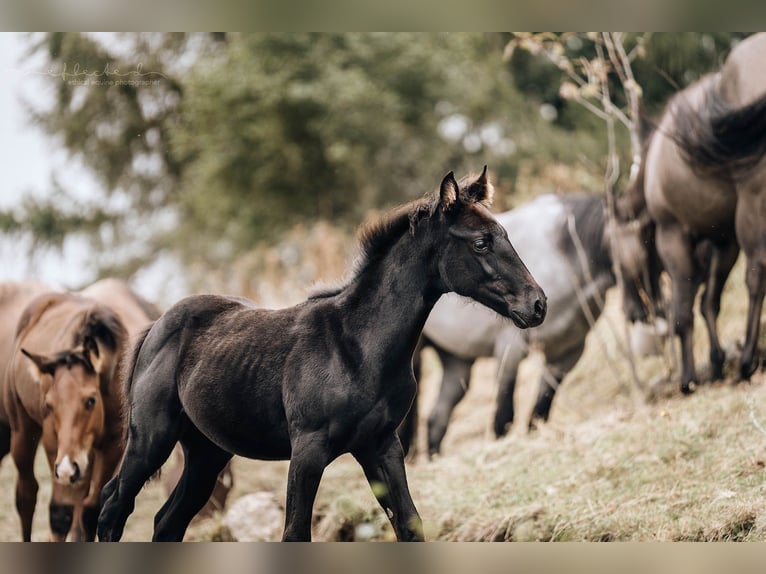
[534,298,547,320]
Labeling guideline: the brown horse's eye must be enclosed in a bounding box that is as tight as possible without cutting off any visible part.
[84,396,97,410]
[473,238,489,253]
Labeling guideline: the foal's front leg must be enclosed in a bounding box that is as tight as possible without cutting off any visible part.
[282,432,330,541]
[354,437,424,541]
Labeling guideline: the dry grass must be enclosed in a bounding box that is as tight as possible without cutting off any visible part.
[1,257,765,542]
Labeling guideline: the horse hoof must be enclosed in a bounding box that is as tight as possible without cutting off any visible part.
[681,381,697,395]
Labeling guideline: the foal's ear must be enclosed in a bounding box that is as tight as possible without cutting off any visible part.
[439,171,460,211]
[461,165,494,208]
[20,348,56,382]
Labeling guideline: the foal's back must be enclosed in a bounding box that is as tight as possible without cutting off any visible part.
[130,294,303,460]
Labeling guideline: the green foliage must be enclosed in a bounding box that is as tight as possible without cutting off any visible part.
[12,32,710,276]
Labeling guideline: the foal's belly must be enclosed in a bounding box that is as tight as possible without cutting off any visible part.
[179,383,294,461]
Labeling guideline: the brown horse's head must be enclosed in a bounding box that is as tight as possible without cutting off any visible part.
[20,310,125,487]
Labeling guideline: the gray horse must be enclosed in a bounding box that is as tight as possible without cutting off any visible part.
[401,193,615,458]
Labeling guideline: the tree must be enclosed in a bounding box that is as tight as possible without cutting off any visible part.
[8,32,586,279]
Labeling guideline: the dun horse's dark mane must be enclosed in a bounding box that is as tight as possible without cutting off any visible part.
[309,194,439,299]
[558,194,612,275]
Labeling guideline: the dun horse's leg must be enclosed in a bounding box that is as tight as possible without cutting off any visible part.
[740,260,766,380]
[656,223,701,394]
[10,421,41,542]
[353,437,424,542]
[699,241,739,381]
[529,342,586,431]
[152,428,232,541]
[282,432,330,541]
[493,341,526,438]
[426,349,473,458]
[734,182,766,381]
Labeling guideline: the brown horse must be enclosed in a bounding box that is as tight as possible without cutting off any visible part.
[80,278,234,521]
[616,33,766,393]
[4,292,127,541]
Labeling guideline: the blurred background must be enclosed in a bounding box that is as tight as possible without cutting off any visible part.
[0,32,751,308]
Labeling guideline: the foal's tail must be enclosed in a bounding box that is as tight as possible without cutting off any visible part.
[119,324,154,442]
[671,79,766,181]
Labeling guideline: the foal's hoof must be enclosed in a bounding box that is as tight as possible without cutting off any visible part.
[680,381,697,395]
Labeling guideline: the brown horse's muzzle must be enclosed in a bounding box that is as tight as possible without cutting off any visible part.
[54,454,88,485]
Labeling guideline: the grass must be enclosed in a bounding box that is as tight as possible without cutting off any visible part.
[1,258,764,541]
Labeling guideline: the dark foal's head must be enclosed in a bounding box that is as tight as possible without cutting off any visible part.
[435,167,546,329]
[21,332,119,486]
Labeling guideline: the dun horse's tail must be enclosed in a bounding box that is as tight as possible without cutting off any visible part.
[672,79,766,181]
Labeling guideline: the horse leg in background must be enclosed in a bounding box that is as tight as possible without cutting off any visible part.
[699,240,739,381]
[397,337,425,458]
[529,342,586,431]
[282,431,331,541]
[426,347,474,458]
[78,445,125,541]
[0,423,10,464]
[656,223,703,394]
[353,437,424,541]
[740,262,766,380]
[48,482,89,541]
[735,187,766,381]
[492,339,527,438]
[152,427,232,541]
[9,418,41,541]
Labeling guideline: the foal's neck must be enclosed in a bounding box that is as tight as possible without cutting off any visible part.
[339,228,441,367]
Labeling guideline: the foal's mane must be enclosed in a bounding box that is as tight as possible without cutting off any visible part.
[309,194,439,299]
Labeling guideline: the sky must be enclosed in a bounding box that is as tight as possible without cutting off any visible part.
[0,33,184,304]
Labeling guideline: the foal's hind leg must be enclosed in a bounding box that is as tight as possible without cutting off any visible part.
[699,241,739,381]
[426,348,474,458]
[152,427,232,541]
[97,377,185,541]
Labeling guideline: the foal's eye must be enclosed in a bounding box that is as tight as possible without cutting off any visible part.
[473,238,489,253]
[84,396,97,410]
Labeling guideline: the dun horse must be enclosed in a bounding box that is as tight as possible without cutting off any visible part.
[400,194,614,458]
[615,33,766,393]
[97,168,547,542]
[4,292,127,541]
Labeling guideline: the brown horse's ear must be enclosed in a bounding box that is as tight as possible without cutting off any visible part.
[20,348,56,383]
[439,171,460,211]
[82,336,107,375]
[461,165,494,208]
